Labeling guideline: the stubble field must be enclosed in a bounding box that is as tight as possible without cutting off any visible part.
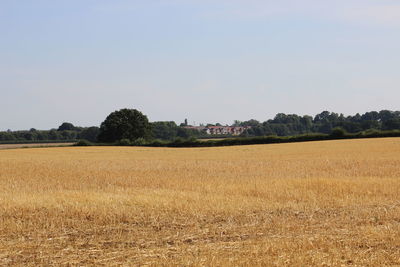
[0,138,399,266]
[0,143,74,150]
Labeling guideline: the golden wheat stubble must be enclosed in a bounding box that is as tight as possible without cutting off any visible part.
[0,138,399,266]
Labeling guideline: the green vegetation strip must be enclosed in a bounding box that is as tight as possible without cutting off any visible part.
[76,129,400,148]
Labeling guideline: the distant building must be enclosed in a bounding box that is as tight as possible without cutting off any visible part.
[184,126,250,136]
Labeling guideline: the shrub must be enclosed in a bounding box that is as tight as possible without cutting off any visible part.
[75,140,93,146]
[330,127,347,138]
[149,139,167,147]
[117,139,132,146]
[131,138,147,146]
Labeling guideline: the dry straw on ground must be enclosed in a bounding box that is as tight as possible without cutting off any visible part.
[0,143,74,150]
[0,138,399,266]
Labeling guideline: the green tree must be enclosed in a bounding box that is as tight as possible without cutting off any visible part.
[48,130,61,140]
[152,121,178,140]
[97,109,151,143]
[57,122,75,131]
[79,127,100,142]
[330,127,347,137]
[240,119,260,127]
[382,118,400,130]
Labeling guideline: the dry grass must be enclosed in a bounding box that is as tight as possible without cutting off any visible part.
[0,138,400,266]
[0,143,74,150]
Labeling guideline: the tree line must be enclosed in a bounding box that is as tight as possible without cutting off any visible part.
[0,123,100,143]
[0,110,201,144]
[238,110,400,137]
[1,109,400,144]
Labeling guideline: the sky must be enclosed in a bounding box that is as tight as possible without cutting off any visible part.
[1,0,400,130]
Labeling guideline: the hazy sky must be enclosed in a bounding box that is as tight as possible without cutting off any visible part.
[1,0,400,130]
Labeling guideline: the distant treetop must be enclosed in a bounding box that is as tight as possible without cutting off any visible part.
[57,122,75,131]
[97,108,152,143]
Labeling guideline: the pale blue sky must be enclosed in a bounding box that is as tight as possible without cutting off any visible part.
[1,0,400,130]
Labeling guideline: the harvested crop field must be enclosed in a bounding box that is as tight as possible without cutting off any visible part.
[0,143,74,150]
[0,138,400,266]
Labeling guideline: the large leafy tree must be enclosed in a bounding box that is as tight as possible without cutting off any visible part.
[57,122,75,131]
[97,108,151,143]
